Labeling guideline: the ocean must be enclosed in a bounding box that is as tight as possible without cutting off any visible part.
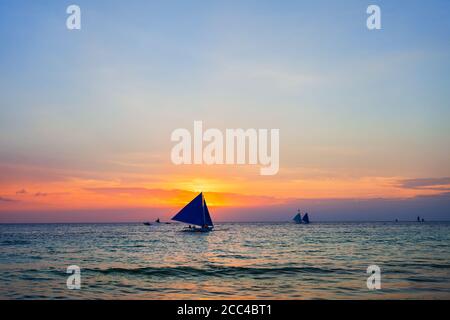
[0,222,449,299]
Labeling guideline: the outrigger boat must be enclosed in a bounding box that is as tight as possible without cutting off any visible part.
[171,192,214,232]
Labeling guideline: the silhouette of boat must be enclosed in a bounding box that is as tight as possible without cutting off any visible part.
[293,210,302,224]
[171,192,214,232]
[302,212,310,224]
[293,209,310,224]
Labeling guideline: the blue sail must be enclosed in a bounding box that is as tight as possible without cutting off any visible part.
[204,200,213,227]
[171,193,213,227]
[293,213,302,223]
[302,213,310,224]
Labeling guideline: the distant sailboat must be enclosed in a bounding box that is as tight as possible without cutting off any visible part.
[302,212,310,224]
[293,209,310,224]
[293,210,302,224]
[171,192,214,232]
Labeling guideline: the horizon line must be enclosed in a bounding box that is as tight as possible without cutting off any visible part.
[1,220,449,225]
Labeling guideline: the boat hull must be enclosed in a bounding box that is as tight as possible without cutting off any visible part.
[182,227,213,233]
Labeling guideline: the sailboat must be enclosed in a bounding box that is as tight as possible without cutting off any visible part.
[293,210,302,224]
[293,209,310,224]
[302,212,310,224]
[171,192,214,232]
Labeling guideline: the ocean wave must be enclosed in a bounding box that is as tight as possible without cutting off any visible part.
[0,240,31,246]
[85,265,348,278]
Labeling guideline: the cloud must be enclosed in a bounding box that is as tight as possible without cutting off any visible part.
[84,187,289,207]
[85,187,192,198]
[16,189,27,195]
[0,196,17,202]
[398,177,450,191]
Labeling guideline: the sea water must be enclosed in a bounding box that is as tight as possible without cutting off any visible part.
[0,222,449,299]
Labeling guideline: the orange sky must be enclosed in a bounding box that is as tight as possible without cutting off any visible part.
[1,160,449,217]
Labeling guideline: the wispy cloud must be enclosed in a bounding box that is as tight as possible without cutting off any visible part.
[34,192,47,197]
[84,187,289,207]
[398,177,450,191]
[0,196,17,202]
